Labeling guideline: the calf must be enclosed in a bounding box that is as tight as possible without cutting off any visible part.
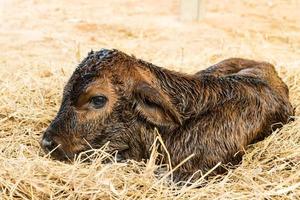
[41,49,294,182]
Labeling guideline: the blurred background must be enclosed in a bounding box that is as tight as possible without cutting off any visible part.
[1,0,300,73]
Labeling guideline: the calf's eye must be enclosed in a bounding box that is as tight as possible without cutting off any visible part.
[90,95,107,109]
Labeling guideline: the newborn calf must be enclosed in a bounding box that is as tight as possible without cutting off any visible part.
[41,49,294,182]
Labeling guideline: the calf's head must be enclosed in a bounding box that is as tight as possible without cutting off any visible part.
[41,49,182,161]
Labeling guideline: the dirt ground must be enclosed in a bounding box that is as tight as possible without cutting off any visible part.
[0,0,300,199]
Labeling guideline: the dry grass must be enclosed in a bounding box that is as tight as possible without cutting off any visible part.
[0,0,300,199]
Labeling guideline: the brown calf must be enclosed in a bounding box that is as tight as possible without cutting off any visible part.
[41,49,294,182]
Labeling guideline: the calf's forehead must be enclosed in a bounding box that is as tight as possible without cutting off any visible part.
[64,49,118,104]
[62,48,156,105]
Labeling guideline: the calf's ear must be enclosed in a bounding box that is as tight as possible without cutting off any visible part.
[133,82,182,127]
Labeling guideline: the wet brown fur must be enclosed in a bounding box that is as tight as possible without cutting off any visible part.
[41,49,294,182]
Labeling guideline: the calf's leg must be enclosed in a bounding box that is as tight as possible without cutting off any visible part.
[235,62,289,96]
[195,58,267,77]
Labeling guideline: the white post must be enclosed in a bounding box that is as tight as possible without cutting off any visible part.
[180,0,204,21]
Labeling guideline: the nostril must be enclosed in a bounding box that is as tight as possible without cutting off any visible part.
[42,137,52,147]
[42,137,58,152]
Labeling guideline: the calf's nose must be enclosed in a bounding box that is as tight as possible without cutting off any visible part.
[41,127,59,152]
[41,137,58,152]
